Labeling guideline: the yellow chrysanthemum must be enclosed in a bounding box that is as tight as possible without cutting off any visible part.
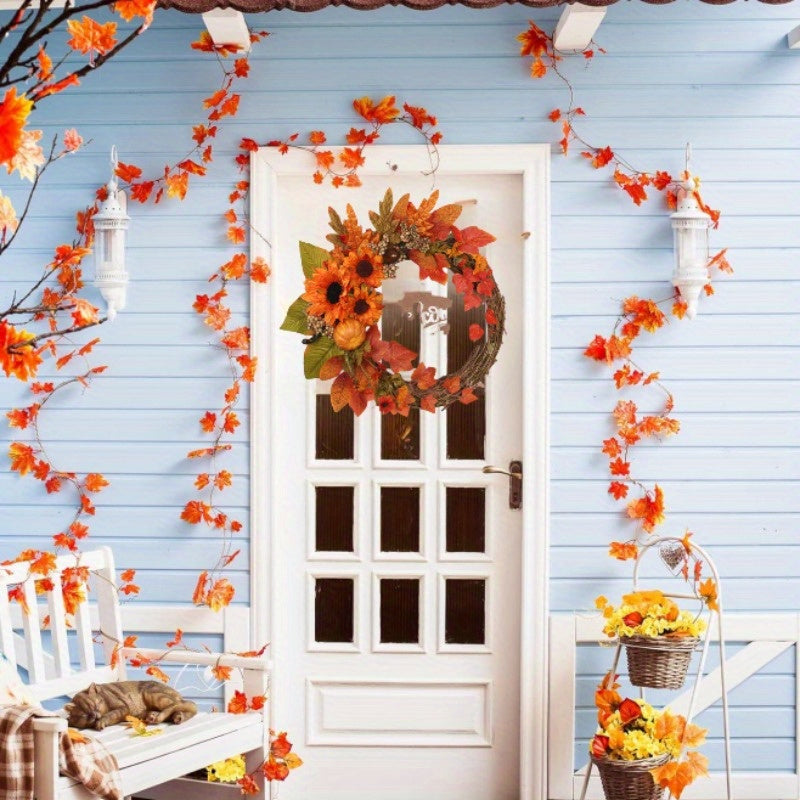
[207,754,246,783]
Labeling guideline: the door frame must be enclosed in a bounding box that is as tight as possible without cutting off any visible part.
[249,144,551,799]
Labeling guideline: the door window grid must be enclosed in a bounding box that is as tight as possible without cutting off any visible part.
[307,481,361,562]
[438,480,493,563]
[373,480,428,562]
[437,573,491,654]
[308,234,495,661]
[307,381,364,469]
[307,572,361,653]
[371,573,426,653]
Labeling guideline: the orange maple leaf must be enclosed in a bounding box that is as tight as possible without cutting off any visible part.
[238,775,259,795]
[146,665,170,683]
[0,322,42,381]
[9,442,37,475]
[84,473,109,492]
[66,16,117,59]
[250,257,271,283]
[200,411,217,432]
[114,0,155,22]
[61,580,86,615]
[626,485,665,532]
[212,664,233,682]
[181,500,211,525]
[590,146,614,169]
[166,171,189,200]
[192,571,209,605]
[227,225,245,244]
[517,21,550,58]
[207,577,235,611]
[228,690,248,714]
[709,247,732,274]
[608,541,638,560]
[0,88,33,166]
[608,481,629,500]
[353,95,399,124]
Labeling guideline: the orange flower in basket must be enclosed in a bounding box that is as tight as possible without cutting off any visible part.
[303,262,352,326]
[618,698,642,724]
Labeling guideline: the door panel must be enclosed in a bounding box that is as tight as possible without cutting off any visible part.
[269,169,526,800]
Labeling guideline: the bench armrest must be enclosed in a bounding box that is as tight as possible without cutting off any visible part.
[121,647,272,672]
[32,716,69,733]
[33,716,68,800]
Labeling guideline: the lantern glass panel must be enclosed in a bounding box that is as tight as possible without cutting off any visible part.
[674,223,709,271]
[101,230,113,267]
[111,229,126,267]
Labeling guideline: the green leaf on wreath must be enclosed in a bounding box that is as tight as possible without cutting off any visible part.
[280,296,311,334]
[304,337,340,380]
[299,241,329,279]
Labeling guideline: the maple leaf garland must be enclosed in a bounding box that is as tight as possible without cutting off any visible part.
[517,22,733,560]
[261,95,443,187]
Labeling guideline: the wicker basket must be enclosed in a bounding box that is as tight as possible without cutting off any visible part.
[621,634,698,689]
[591,754,670,800]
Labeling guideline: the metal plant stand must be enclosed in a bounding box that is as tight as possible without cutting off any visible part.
[578,535,733,800]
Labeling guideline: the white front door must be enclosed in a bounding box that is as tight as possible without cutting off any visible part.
[251,145,550,800]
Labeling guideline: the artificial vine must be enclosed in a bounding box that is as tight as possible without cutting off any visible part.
[518,21,731,576]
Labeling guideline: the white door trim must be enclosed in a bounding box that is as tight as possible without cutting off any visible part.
[249,143,551,799]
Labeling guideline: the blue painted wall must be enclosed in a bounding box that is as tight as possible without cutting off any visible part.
[1,0,799,775]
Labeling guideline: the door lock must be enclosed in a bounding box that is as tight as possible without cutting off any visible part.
[482,460,523,510]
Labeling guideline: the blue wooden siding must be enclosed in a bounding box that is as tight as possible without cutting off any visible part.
[1,0,799,773]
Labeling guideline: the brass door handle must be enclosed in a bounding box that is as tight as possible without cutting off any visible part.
[482,465,522,479]
[482,460,523,510]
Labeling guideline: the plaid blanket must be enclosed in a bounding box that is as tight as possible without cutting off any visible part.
[0,705,122,800]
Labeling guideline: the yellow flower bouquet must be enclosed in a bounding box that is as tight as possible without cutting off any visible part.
[591,673,708,800]
[596,590,705,690]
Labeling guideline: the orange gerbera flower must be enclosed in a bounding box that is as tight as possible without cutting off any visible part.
[342,244,384,289]
[303,262,352,326]
[0,88,33,168]
[350,285,382,326]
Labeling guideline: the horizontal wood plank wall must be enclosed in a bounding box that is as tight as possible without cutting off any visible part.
[0,0,798,775]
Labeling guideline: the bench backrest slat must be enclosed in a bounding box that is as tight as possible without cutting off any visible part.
[21,579,46,683]
[1,548,124,700]
[74,593,96,670]
[46,582,71,678]
[0,588,16,670]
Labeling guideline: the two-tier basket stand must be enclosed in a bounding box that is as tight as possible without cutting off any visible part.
[578,535,733,800]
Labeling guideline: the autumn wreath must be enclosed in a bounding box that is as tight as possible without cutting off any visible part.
[280,189,505,416]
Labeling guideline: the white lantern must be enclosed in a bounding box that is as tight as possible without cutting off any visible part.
[670,162,711,320]
[93,146,130,321]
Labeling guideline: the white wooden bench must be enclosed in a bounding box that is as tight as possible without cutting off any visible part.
[0,547,270,800]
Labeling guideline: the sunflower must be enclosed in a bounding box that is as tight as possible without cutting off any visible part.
[350,285,383,327]
[342,244,384,289]
[303,261,352,326]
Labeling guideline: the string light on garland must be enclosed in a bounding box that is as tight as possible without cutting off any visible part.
[671,145,711,320]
